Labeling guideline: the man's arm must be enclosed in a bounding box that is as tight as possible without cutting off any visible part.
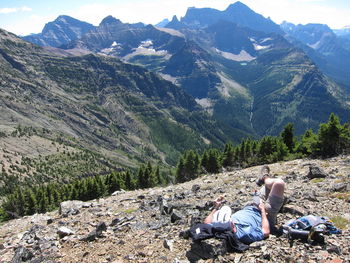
[204,196,224,224]
[259,203,270,237]
[204,208,217,224]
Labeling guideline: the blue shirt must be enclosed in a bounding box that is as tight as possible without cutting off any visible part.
[231,206,264,244]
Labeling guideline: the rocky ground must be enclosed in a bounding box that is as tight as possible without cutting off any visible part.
[1,156,350,263]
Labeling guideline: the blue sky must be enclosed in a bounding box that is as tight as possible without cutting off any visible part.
[1,0,349,36]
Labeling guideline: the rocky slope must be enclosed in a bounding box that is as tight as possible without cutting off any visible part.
[0,27,236,174]
[1,156,349,262]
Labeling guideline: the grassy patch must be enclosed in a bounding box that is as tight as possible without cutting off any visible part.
[335,173,345,177]
[124,208,137,214]
[310,178,325,183]
[330,215,350,230]
[330,192,350,202]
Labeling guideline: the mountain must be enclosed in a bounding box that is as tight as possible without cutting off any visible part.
[281,22,350,88]
[0,28,239,191]
[1,157,349,261]
[180,1,282,34]
[333,26,350,37]
[27,2,350,137]
[155,18,170,28]
[22,15,95,47]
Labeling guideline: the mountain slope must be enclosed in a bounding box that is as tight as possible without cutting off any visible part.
[0,28,236,178]
[281,22,350,89]
[172,19,350,135]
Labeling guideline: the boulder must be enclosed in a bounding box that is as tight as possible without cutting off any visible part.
[59,200,88,217]
[307,165,327,179]
[57,226,75,238]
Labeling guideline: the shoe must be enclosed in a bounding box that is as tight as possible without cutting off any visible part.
[256,165,270,186]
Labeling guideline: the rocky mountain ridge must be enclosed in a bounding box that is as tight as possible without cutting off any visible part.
[0,156,349,262]
[280,22,350,89]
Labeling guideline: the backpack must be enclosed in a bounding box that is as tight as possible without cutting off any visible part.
[283,215,341,244]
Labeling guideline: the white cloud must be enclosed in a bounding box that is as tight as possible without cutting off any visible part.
[0,6,32,14]
[0,8,17,14]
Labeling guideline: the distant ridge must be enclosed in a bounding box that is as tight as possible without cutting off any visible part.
[180,1,282,34]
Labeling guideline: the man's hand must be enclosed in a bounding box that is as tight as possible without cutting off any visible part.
[213,195,224,209]
[258,202,266,213]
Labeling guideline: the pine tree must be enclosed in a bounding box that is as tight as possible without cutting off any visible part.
[176,150,200,183]
[124,170,135,190]
[175,157,185,183]
[317,113,341,157]
[295,129,318,156]
[222,142,235,167]
[281,123,295,153]
[339,123,350,154]
[203,148,221,173]
[154,166,162,186]
[137,164,147,188]
[23,189,37,215]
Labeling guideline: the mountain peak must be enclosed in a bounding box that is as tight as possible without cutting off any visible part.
[226,1,251,11]
[165,15,186,30]
[100,16,122,26]
[171,15,179,23]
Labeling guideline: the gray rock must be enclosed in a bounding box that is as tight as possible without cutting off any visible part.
[282,205,306,216]
[81,222,107,242]
[307,165,327,179]
[57,226,75,238]
[159,198,173,215]
[163,239,174,251]
[59,200,86,217]
[303,191,318,202]
[331,183,348,192]
[186,241,216,261]
[191,184,200,192]
[11,246,34,263]
[170,209,183,223]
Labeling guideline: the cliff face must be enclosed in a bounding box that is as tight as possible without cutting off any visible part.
[1,156,349,262]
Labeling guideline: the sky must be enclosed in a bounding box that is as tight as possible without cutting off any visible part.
[0,0,349,36]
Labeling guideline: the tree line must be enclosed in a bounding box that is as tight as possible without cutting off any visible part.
[1,113,349,221]
[0,162,164,221]
[175,113,350,183]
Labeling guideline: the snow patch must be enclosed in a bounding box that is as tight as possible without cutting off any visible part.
[250,37,271,51]
[124,39,170,60]
[308,40,321,49]
[253,43,270,50]
[214,48,255,61]
[100,41,123,55]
